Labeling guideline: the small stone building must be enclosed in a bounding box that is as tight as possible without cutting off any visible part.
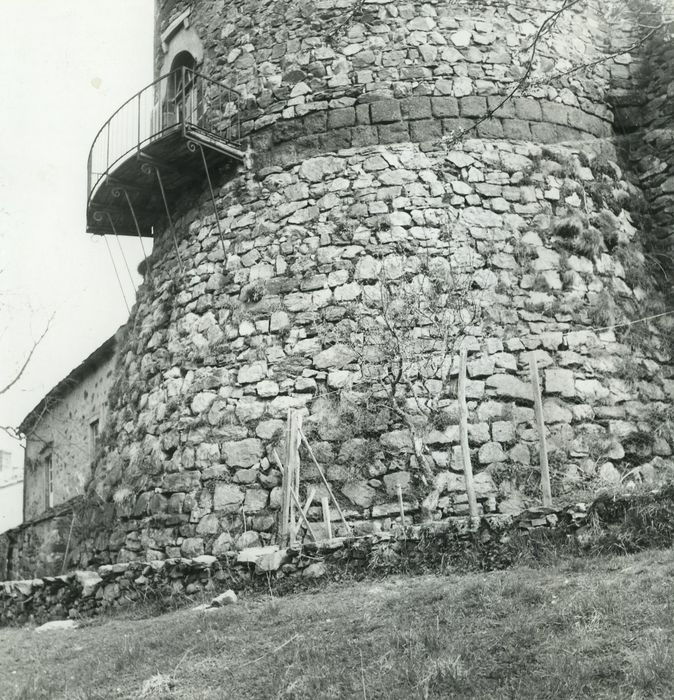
[0,332,120,579]
[21,332,119,521]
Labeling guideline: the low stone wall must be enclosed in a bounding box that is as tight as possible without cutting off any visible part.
[7,484,674,628]
[9,488,673,627]
[0,498,82,581]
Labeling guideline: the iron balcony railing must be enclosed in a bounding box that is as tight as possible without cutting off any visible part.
[87,67,242,201]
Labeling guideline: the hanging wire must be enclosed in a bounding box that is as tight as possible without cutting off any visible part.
[153,165,186,274]
[106,212,137,290]
[195,141,228,258]
[121,188,153,283]
[102,235,131,315]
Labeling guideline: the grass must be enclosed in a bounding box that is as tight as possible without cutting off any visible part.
[1,548,673,699]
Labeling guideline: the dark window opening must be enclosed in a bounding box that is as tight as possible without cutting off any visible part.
[89,419,100,462]
[44,453,53,510]
[167,51,201,125]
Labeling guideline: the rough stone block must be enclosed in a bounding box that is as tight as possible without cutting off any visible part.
[213,484,244,511]
[476,118,504,139]
[400,96,432,120]
[502,119,532,140]
[342,481,377,508]
[181,538,204,558]
[409,119,442,142]
[513,98,542,121]
[244,489,268,512]
[327,107,356,129]
[459,96,487,117]
[541,102,569,126]
[468,357,496,378]
[222,438,264,467]
[545,369,575,397]
[491,421,516,443]
[487,95,516,118]
[319,128,352,151]
[383,471,411,495]
[350,125,378,147]
[313,343,356,369]
[441,118,473,136]
[431,96,460,117]
[486,374,532,402]
[378,121,410,144]
[531,122,561,143]
[478,442,506,464]
[370,99,402,123]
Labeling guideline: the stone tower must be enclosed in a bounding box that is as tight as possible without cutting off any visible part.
[76,0,674,565]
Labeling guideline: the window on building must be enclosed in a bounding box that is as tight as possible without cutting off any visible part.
[0,449,10,472]
[89,419,100,462]
[167,51,200,125]
[45,453,54,510]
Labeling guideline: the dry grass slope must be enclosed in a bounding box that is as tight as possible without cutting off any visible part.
[1,548,673,700]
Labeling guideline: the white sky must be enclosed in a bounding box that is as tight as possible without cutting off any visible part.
[0,1,155,438]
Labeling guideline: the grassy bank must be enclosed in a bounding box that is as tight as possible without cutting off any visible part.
[1,547,673,699]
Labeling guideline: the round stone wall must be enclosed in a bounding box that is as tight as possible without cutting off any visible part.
[76,0,674,566]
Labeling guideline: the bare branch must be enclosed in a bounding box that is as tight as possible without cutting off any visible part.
[0,313,53,396]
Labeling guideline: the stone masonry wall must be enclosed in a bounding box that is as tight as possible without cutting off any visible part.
[23,353,116,522]
[0,499,81,581]
[13,0,674,573]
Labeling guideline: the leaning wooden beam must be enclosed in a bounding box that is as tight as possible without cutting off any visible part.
[279,448,291,545]
[529,354,553,507]
[298,428,353,535]
[321,497,333,543]
[302,487,316,518]
[290,488,319,542]
[287,409,302,544]
[396,483,406,529]
[458,346,479,521]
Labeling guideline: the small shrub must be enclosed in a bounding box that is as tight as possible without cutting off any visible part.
[553,215,584,240]
[574,226,603,259]
[593,209,620,250]
[513,240,536,269]
[587,290,617,328]
[241,280,265,303]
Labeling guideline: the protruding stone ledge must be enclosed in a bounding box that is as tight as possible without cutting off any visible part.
[242,96,612,167]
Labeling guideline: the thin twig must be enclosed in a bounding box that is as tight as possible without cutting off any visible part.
[0,314,53,396]
[225,633,300,674]
[360,649,368,700]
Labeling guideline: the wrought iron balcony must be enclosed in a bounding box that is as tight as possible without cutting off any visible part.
[86,68,244,237]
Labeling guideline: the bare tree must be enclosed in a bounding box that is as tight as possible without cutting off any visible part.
[0,281,53,439]
[334,237,482,481]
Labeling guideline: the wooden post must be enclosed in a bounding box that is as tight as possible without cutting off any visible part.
[299,428,352,535]
[280,409,302,545]
[529,354,552,507]
[396,484,406,529]
[321,497,333,543]
[458,347,479,521]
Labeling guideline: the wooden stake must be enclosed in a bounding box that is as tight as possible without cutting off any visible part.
[321,497,333,542]
[280,409,302,545]
[458,347,479,520]
[396,483,406,528]
[529,354,552,507]
[299,428,352,534]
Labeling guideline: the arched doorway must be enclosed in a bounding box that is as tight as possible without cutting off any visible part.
[167,51,199,125]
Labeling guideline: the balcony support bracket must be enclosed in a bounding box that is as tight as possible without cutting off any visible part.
[115,187,153,283]
[188,139,227,259]
[144,162,185,275]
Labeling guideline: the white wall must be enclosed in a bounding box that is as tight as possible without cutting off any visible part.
[0,481,23,533]
[0,432,24,533]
